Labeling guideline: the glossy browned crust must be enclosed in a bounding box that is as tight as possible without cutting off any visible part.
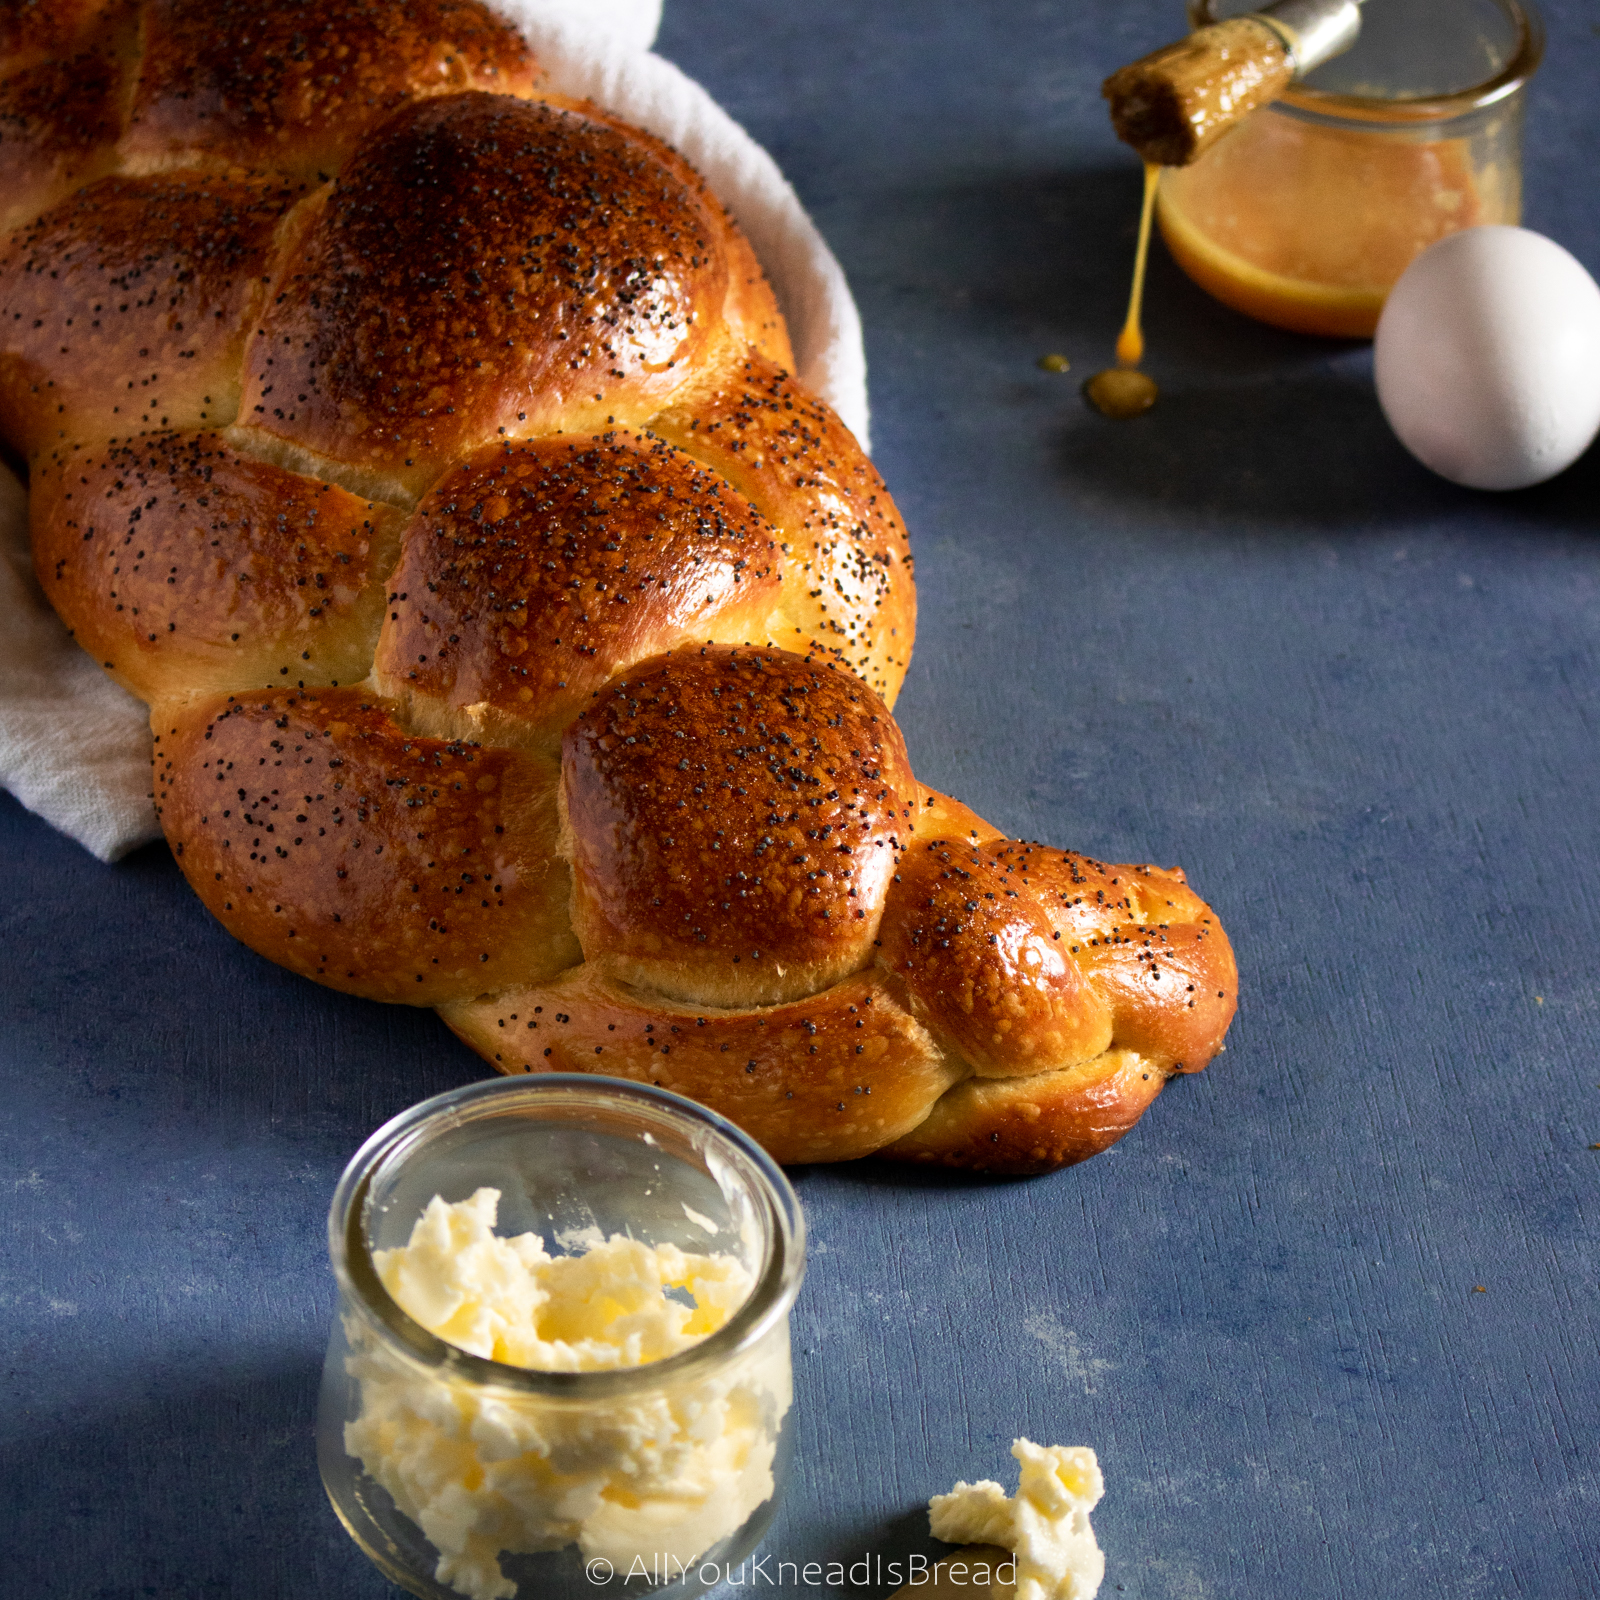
[441,968,963,1166]
[1024,851,1235,1075]
[0,170,305,457]
[881,1048,1168,1174]
[124,0,537,177]
[31,431,400,702]
[557,94,794,375]
[0,35,130,236]
[3,0,1240,1177]
[893,787,1237,1075]
[563,644,915,1007]
[868,822,1238,1173]
[372,431,783,750]
[902,796,1235,1075]
[653,352,915,706]
[994,842,1238,1071]
[439,770,1236,1176]
[235,93,729,497]
[720,222,794,369]
[1,0,118,64]
[153,687,577,1004]
[879,829,1114,1079]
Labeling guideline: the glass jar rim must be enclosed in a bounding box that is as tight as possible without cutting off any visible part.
[327,1075,806,1399]
[1189,0,1544,124]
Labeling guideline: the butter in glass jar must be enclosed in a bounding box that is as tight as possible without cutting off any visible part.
[318,1076,806,1600]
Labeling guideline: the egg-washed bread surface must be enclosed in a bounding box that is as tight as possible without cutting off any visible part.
[0,0,1236,1174]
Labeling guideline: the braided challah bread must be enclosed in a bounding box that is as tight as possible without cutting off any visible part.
[2,0,1236,1173]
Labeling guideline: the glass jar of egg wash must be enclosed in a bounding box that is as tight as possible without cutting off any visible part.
[318,1076,806,1600]
[1158,0,1543,337]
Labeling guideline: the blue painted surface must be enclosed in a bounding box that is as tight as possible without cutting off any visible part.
[3,2,1596,1596]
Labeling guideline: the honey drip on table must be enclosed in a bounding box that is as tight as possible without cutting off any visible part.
[1085,161,1161,419]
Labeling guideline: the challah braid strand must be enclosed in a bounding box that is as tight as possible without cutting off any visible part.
[2,0,1236,1174]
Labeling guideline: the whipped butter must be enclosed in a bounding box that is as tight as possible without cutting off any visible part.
[930,1439,1105,1600]
[343,1188,790,1600]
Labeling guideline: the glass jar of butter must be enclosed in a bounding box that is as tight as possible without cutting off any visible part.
[319,1076,806,1600]
[1159,0,1543,337]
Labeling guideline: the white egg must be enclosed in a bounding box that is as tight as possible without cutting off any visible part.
[1374,225,1600,491]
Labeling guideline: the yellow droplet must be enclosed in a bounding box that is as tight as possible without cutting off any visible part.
[1084,367,1158,418]
[1087,161,1161,419]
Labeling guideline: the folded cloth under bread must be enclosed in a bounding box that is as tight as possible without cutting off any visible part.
[0,0,870,862]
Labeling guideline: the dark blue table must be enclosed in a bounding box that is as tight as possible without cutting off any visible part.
[4,3,1596,1596]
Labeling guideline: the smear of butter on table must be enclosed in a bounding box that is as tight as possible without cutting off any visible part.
[929,1438,1105,1600]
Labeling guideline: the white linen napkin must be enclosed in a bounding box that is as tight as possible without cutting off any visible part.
[0,0,869,861]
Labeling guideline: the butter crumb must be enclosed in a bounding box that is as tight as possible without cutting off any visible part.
[929,1438,1105,1600]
